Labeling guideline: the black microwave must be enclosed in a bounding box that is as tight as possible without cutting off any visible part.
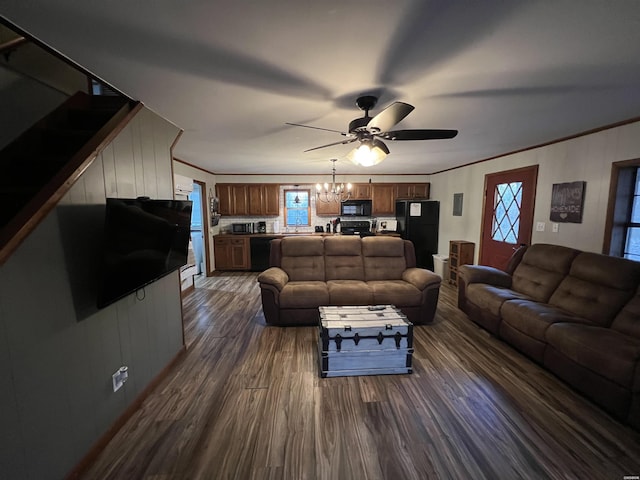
[340,200,372,217]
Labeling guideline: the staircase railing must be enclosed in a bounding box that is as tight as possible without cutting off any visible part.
[0,92,142,265]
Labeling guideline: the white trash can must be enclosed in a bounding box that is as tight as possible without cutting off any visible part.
[432,254,449,281]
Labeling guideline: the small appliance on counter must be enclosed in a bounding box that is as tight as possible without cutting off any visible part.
[378,219,398,233]
[231,222,254,234]
[254,221,266,233]
[340,220,371,235]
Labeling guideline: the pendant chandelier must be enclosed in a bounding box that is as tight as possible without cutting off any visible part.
[316,159,352,203]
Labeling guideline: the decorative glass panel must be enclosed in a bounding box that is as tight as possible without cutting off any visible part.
[491,182,522,244]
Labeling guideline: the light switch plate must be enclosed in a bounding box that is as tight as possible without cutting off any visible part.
[552,223,559,233]
[536,222,545,232]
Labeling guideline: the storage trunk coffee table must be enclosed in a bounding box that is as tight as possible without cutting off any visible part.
[317,305,414,378]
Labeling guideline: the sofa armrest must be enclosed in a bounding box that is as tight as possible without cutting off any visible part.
[402,268,441,290]
[257,267,289,291]
[458,264,512,288]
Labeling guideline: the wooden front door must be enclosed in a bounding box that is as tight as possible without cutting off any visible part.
[480,165,538,270]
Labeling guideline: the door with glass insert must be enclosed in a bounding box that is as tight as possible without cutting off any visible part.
[480,165,538,270]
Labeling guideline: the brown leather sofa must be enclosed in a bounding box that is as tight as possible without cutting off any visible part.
[257,235,441,326]
[458,243,640,430]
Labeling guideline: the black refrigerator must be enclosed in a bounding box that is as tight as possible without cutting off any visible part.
[395,200,439,270]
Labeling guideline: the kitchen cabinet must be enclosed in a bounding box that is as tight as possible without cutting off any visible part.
[371,184,396,215]
[214,236,250,270]
[351,183,371,199]
[449,240,474,286]
[217,183,279,216]
[262,184,280,215]
[217,184,233,216]
[216,184,247,215]
[396,183,430,199]
[315,197,340,216]
[233,185,248,215]
[247,184,263,215]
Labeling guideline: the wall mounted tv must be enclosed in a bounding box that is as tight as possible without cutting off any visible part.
[97,197,193,309]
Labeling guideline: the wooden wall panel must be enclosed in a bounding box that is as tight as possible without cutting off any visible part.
[131,116,146,196]
[112,125,136,198]
[0,106,183,479]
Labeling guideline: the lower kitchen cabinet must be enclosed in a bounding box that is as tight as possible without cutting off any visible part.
[214,236,250,270]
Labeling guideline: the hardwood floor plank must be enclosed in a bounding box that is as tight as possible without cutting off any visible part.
[78,273,640,480]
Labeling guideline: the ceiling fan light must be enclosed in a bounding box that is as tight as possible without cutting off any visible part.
[347,141,388,167]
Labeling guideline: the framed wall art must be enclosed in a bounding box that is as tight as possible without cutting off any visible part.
[550,181,586,223]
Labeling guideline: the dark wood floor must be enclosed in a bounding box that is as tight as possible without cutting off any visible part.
[81,273,640,479]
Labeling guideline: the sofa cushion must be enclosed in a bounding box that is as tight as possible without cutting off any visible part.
[549,252,640,326]
[500,299,583,341]
[279,281,329,308]
[280,236,325,281]
[466,284,530,317]
[324,236,364,280]
[362,237,407,281]
[612,288,640,340]
[546,322,640,389]
[368,280,423,306]
[511,244,579,302]
[327,280,373,305]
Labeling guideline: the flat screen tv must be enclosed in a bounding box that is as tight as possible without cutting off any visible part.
[97,197,193,309]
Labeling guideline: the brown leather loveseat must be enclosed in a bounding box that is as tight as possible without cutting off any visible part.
[458,243,640,430]
[257,235,441,326]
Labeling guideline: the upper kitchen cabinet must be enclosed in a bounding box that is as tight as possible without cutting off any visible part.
[396,183,430,199]
[315,197,340,216]
[217,184,247,215]
[351,183,371,200]
[218,183,279,216]
[371,184,396,215]
[217,184,233,215]
[262,184,280,215]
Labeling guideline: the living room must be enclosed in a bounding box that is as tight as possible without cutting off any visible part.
[2,2,640,479]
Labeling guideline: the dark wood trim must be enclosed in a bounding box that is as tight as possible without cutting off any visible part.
[193,180,212,277]
[602,157,640,254]
[65,345,188,480]
[431,116,640,175]
[0,100,143,266]
[179,117,640,178]
[174,157,216,175]
[214,172,432,177]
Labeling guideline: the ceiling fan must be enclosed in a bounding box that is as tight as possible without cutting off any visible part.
[286,95,458,166]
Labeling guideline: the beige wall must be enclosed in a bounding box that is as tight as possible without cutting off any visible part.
[431,121,640,261]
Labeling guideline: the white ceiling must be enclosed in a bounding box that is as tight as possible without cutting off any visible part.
[3,1,640,175]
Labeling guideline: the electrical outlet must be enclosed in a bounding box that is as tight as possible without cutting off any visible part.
[112,366,129,392]
[536,222,545,232]
[552,223,559,233]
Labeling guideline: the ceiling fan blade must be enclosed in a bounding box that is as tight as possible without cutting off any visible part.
[303,137,357,152]
[366,102,415,133]
[285,122,348,135]
[379,129,458,140]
